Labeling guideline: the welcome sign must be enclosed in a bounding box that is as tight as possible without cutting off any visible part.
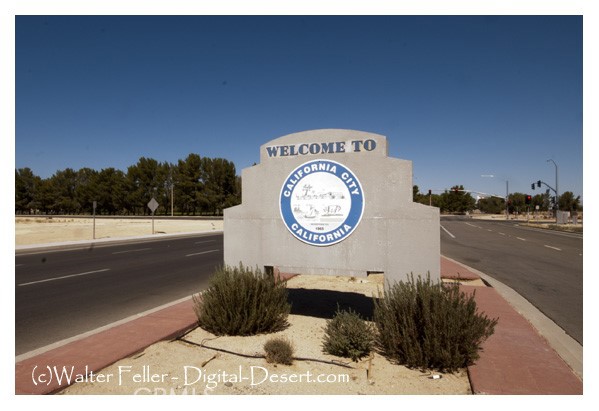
[224,129,440,283]
[265,139,377,158]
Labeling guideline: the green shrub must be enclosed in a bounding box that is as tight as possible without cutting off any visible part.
[373,274,497,372]
[264,336,294,365]
[193,264,291,336]
[322,306,375,362]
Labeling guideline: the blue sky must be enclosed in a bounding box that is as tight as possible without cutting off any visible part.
[15,15,583,201]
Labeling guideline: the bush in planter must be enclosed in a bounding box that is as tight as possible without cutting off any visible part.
[322,306,375,362]
[373,274,497,372]
[193,264,291,336]
[264,336,295,365]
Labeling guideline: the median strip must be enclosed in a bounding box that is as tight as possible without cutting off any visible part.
[185,249,220,257]
[18,268,111,287]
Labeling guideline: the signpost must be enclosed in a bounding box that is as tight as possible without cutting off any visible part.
[148,198,159,234]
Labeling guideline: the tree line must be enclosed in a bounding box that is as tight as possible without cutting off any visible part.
[413,185,582,214]
[15,154,241,216]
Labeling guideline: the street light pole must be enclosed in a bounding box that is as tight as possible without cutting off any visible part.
[505,180,509,220]
[547,159,559,211]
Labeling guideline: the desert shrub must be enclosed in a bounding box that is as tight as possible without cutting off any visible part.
[322,306,375,362]
[264,336,294,365]
[193,264,291,336]
[373,274,497,372]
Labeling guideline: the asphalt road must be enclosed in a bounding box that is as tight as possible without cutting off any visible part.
[440,216,583,344]
[15,233,223,356]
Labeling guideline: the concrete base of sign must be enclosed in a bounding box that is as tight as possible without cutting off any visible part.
[224,129,440,285]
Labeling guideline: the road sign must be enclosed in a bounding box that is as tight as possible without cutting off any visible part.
[148,198,159,213]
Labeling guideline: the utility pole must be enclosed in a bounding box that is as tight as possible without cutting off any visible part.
[171,183,174,217]
[92,201,97,239]
[505,180,509,220]
[547,159,559,211]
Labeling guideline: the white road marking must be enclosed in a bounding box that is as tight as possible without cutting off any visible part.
[440,225,456,239]
[544,245,562,251]
[18,268,111,287]
[194,240,216,244]
[185,249,220,257]
[516,237,526,241]
[465,222,481,228]
[498,232,506,236]
[111,248,152,255]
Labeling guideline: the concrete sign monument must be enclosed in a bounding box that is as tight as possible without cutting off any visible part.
[224,129,440,283]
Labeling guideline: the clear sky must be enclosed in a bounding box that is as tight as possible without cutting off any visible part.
[15,14,583,201]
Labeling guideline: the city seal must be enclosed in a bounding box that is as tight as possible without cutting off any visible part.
[279,159,365,246]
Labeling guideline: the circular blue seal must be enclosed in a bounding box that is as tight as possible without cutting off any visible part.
[279,159,365,246]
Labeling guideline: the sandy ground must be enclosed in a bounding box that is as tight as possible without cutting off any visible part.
[17,217,471,395]
[15,217,223,246]
[59,274,471,395]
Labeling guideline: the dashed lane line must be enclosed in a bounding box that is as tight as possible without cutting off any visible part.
[544,245,562,251]
[185,249,220,257]
[18,268,111,287]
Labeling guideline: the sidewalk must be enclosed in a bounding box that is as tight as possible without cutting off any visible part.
[15,256,583,395]
[441,257,582,394]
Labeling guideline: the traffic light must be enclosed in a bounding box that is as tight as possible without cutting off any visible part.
[428,189,432,196]
[537,180,541,188]
[531,183,535,190]
[525,195,532,205]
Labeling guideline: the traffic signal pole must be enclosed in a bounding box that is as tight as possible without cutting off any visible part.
[531,179,558,218]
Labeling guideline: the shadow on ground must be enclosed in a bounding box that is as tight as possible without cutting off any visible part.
[287,288,378,320]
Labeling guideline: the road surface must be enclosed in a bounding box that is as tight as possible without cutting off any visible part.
[15,233,222,356]
[440,216,583,344]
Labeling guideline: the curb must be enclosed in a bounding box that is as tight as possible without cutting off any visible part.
[15,299,198,394]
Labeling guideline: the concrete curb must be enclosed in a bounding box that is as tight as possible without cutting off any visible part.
[15,298,198,394]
